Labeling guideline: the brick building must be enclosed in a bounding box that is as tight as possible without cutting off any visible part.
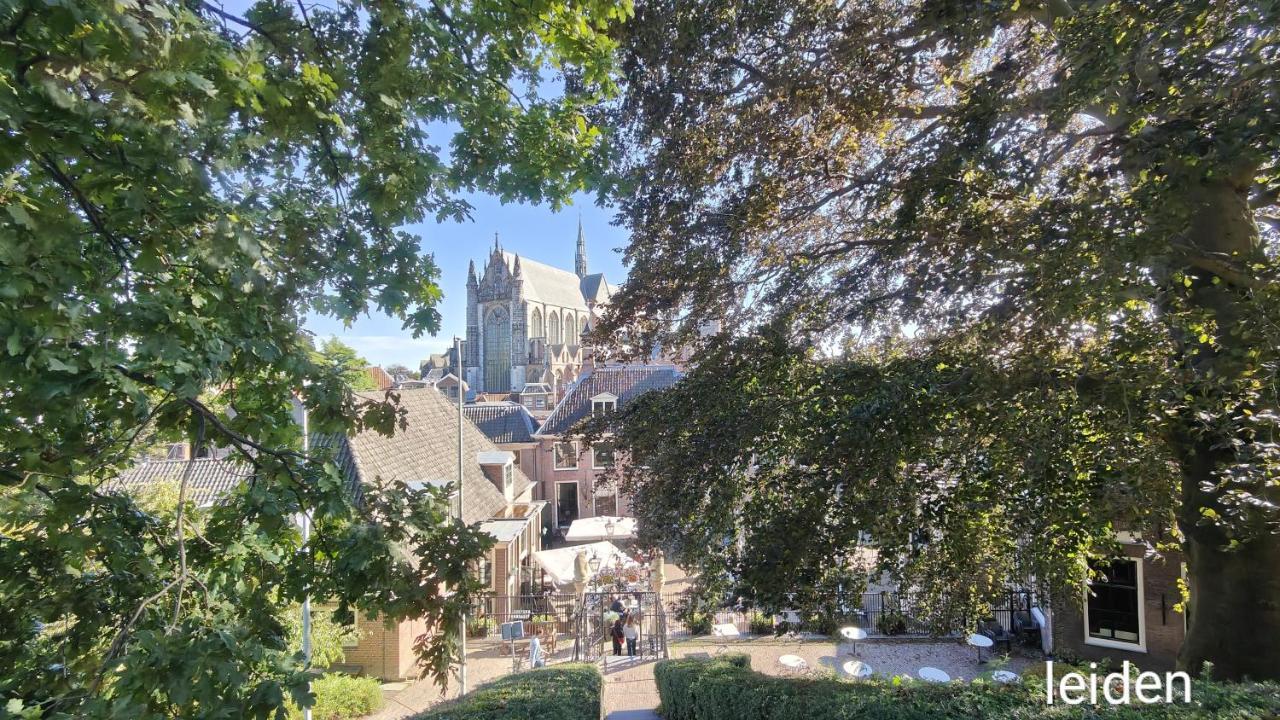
[529,364,681,536]
[1050,535,1186,670]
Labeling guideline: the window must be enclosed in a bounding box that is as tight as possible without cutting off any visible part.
[483,306,511,392]
[590,393,618,415]
[476,557,492,588]
[503,463,513,494]
[554,441,579,470]
[592,442,615,469]
[535,396,546,409]
[1085,558,1145,650]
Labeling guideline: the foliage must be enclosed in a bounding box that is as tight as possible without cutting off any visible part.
[747,613,774,636]
[312,337,379,391]
[597,0,1280,679]
[654,654,749,720]
[411,664,601,720]
[281,607,361,671]
[286,673,383,720]
[385,364,421,380]
[0,0,629,715]
[673,593,713,636]
[654,656,1280,720]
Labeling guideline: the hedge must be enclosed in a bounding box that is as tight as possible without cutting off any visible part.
[288,673,384,720]
[413,664,601,720]
[655,656,1280,720]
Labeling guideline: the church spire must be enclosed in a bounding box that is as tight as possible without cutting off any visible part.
[574,216,588,279]
[466,258,477,287]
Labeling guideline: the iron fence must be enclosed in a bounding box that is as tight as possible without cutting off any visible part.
[659,589,1039,639]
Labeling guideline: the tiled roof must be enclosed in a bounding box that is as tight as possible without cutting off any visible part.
[318,389,532,525]
[538,364,680,436]
[464,403,539,444]
[108,458,253,504]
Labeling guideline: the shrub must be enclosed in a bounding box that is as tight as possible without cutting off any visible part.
[413,664,600,720]
[289,673,384,720]
[654,656,1280,720]
[655,654,750,720]
[747,613,774,636]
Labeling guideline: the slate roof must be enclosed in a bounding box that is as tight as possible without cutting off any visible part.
[464,402,539,444]
[109,458,253,504]
[317,389,533,525]
[538,364,681,436]
[502,252,591,310]
[579,273,611,305]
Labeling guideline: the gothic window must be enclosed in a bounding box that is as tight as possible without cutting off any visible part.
[579,316,588,342]
[548,310,561,344]
[562,313,573,346]
[483,306,511,392]
[530,307,544,339]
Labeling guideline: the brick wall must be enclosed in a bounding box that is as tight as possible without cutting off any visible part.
[533,437,629,530]
[1053,545,1185,671]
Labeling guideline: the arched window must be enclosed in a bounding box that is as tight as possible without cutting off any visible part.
[562,313,572,346]
[579,316,588,343]
[483,306,511,392]
[530,307,544,339]
[548,310,561,345]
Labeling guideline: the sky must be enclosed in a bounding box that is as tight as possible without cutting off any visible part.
[209,0,632,368]
[303,193,630,368]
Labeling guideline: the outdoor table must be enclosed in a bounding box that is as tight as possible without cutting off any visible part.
[839,626,868,655]
[842,660,873,679]
[967,633,994,663]
[991,670,1019,684]
[918,667,951,683]
[778,654,808,674]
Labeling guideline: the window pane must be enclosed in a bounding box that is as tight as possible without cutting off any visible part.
[594,442,615,468]
[1087,558,1141,644]
[554,442,578,469]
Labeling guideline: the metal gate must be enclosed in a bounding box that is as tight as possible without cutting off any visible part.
[574,591,667,662]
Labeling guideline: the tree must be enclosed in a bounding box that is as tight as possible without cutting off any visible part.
[385,363,421,380]
[312,336,379,391]
[596,0,1280,679]
[0,0,628,715]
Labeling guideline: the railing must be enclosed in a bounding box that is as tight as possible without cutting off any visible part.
[660,589,1039,639]
[467,593,579,643]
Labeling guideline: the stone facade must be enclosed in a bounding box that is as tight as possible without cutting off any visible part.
[462,228,611,397]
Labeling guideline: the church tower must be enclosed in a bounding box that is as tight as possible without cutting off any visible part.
[574,218,588,279]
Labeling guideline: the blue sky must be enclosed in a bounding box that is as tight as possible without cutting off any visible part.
[206,0,633,368]
[304,194,629,368]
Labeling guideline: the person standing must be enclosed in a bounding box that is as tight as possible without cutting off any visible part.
[623,616,639,657]
[610,617,625,656]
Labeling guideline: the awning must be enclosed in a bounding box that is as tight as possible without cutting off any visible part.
[530,541,636,586]
[563,516,637,543]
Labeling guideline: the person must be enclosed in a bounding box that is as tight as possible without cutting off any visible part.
[623,616,639,657]
[610,617,625,656]
[529,628,546,668]
[610,595,625,613]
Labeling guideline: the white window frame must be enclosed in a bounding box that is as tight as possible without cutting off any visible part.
[553,441,580,471]
[1082,556,1147,653]
[592,442,615,470]
[590,392,618,416]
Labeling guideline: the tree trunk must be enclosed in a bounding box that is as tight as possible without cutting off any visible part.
[1165,173,1280,681]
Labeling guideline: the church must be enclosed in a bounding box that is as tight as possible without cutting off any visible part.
[461,223,612,398]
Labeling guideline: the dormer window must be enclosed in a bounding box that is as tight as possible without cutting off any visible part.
[590,392,618,415]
